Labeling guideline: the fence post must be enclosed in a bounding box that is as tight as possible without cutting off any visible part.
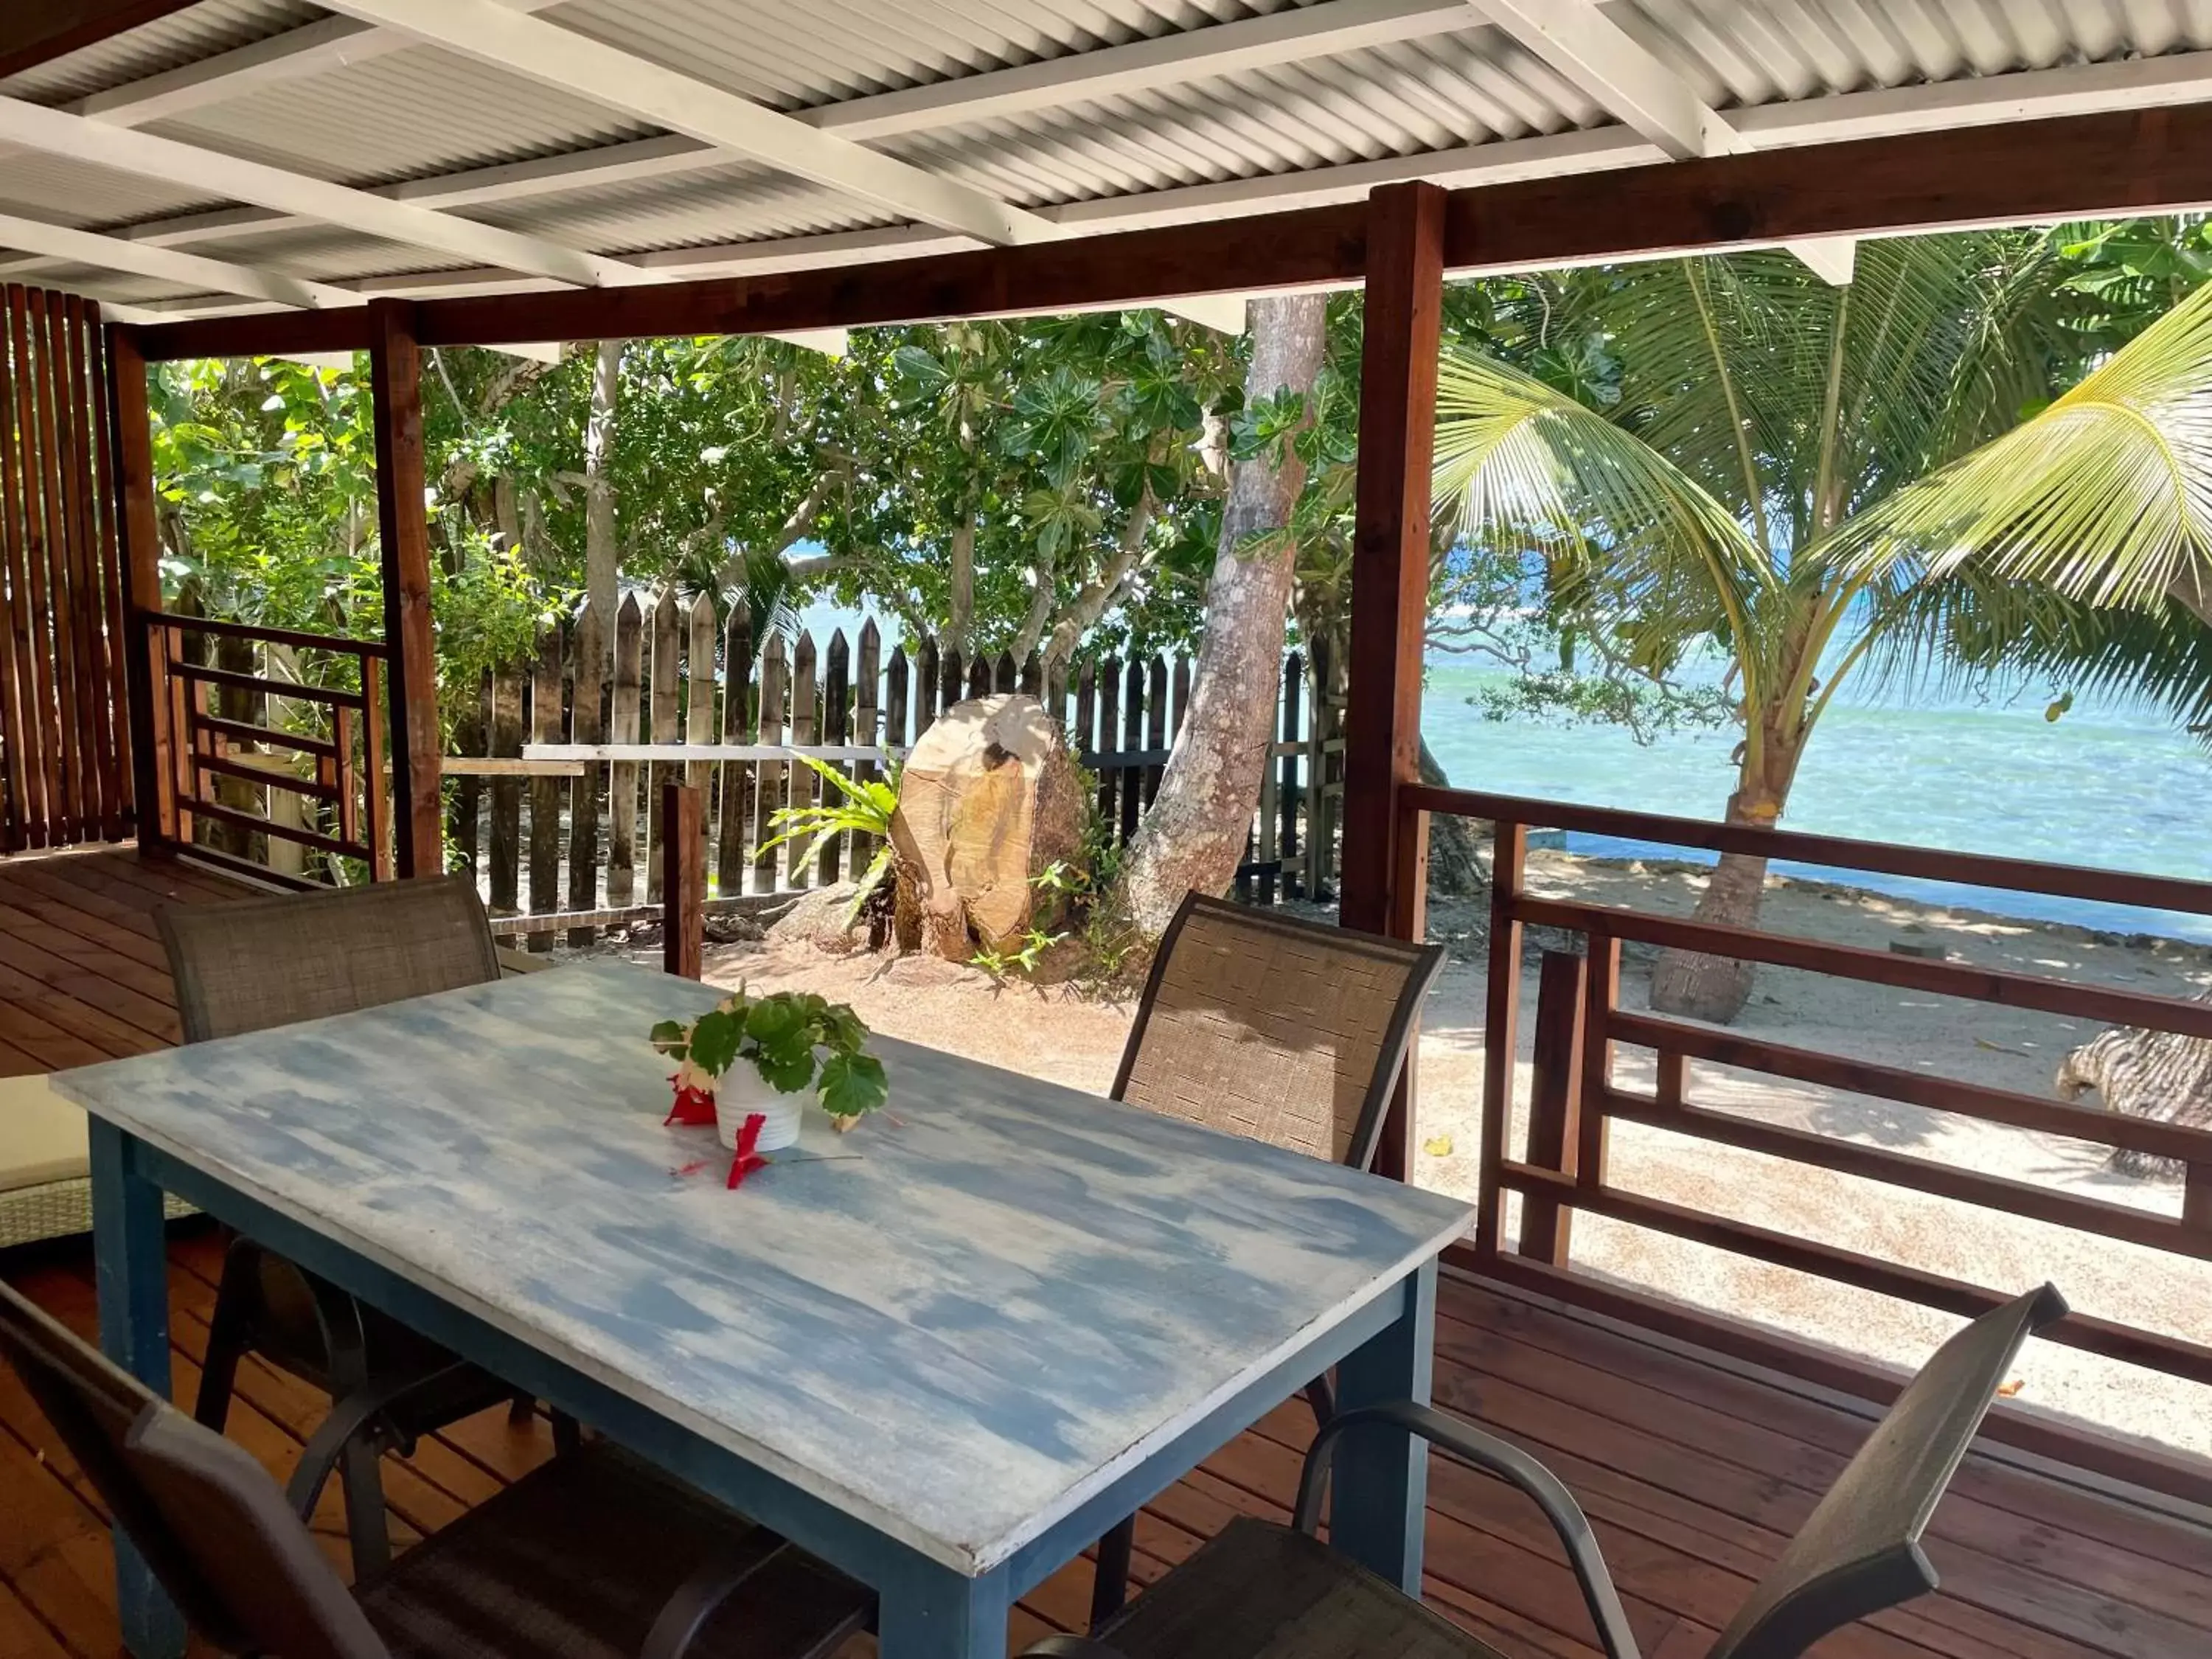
[1020,651,1042,697]
[820,628,850,885]
[938,646,961,715]
[1143,655,1168,808]
[1074,662,1096,773]
[607,592,643,908]
[1523,950,1588,1265]
[1579,929,1618,1190]
[1476,821,1527,1259]
[716,607,754,897]
[526,627,563,950]
[646,586,681,902]
[566,597,604,946]
[751,636,787,894]
[853,622,881,878]
[916,640,939,740]
[685,591,717,804]
[1120,658,1144,843]
[1094,657,1120,832]
[661,780,704,981]
[885,644,909,764]
[967,653,991,700]
[487,667,522,916]
[788,631,818,890]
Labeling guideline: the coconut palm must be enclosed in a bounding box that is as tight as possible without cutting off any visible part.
[1431,233,2212,1023]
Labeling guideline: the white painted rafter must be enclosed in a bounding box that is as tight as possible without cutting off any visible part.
[0,211,353,310]
[313,0,1048,248]
[0,95,636,288]
[1472,0,1857,282]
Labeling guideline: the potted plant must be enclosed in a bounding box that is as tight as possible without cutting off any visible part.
[650,988,888,1152]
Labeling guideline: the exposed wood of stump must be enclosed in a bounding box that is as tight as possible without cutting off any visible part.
[888,694,1088,960]
[2056,985,2212,1175]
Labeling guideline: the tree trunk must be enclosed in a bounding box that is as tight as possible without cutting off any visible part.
[1648,726,1807,1023]
[582,339,623,660]
[1115,294,1328,937]
[1420,737,1486,897]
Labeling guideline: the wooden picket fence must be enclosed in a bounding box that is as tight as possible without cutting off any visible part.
[451,589,1346,942]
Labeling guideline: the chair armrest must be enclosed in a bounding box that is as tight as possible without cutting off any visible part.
[1295,1400,1641,1659]
[638,1546,778,1659]
[1020,1639,1129,1658]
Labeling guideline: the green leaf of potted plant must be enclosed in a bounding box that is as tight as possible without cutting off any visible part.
[650,987,888,1152]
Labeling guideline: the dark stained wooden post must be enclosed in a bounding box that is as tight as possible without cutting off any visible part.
[1339,180,1446,1181]
[366,299,442,877]
[661,780,704,981]
[105,324,172,849]
[1522,950,1588,1267]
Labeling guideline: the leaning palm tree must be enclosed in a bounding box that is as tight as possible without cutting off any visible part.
[1433,234,2212,1023]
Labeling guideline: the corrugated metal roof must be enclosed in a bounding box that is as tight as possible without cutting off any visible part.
[0,0,2205,319]
[0,0,316,105]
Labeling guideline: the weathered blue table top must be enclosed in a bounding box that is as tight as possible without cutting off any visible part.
[56,960,1473,1575]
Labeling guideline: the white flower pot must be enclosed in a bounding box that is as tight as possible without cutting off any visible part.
[714,1065,806,1152]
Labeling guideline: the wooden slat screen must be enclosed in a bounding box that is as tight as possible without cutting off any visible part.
[0,287,131,849]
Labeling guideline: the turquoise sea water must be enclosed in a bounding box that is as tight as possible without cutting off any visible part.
[1422,659,2212,942]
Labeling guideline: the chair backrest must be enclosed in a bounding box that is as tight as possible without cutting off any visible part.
[1112,892,1447,1169]
[0,1281,388,1659]
[1708,1284,2070,1659]
[159,875,501,1043]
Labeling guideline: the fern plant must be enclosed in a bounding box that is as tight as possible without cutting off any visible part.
[758,753,902,922]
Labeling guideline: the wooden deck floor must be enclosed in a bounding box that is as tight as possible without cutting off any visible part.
[0,1233,2205,1659]
[0,846,254,1071]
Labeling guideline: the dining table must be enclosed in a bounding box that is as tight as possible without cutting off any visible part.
[55,958,1478,1659]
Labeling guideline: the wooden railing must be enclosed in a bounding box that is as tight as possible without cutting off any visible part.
[1402,784,2212,1495]
[145,612,390,886]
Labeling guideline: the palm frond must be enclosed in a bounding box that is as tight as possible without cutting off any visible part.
[1832,271,2212,613]
[1432,347,1770,684]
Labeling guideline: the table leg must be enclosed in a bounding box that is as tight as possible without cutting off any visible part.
[89,1121,185,1659]
[1327,1256,1437,1596]
[876,1554,1011,1659]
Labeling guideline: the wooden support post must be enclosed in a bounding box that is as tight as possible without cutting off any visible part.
[1579,931,1619,1189]
[661,780,704,981]
[1523,950,1588,1267]
[105,324,171,848]
[1340,180,1446,1181]
[366,299,441,877]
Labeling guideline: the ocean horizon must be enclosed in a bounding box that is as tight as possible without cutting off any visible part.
[1422,658,2212,945]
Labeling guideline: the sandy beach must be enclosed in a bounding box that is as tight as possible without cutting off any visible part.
[700,850,2212,1469]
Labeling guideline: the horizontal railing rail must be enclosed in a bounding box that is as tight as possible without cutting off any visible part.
[1405,784,2212,919]
[1400,785,2212,1492]
[144,613,390,883]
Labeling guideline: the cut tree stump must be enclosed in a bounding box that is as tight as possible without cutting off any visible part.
[888,694,1087,960]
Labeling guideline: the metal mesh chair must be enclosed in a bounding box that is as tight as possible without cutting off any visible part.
[0,1279,870,1659]
[156,877,531,1581]
[1038,1284,2067,1659]
[1113,892,1446,1171]
[1091,891,1447,1626]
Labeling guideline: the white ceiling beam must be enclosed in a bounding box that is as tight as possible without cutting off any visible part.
[0,96,637,290]
[815,0,1484,142]
[1472,0,1854,282]
[59,1,564,126]
[0,211,355,310]
[314,0,1050,248]
[1472,0,1719,160]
